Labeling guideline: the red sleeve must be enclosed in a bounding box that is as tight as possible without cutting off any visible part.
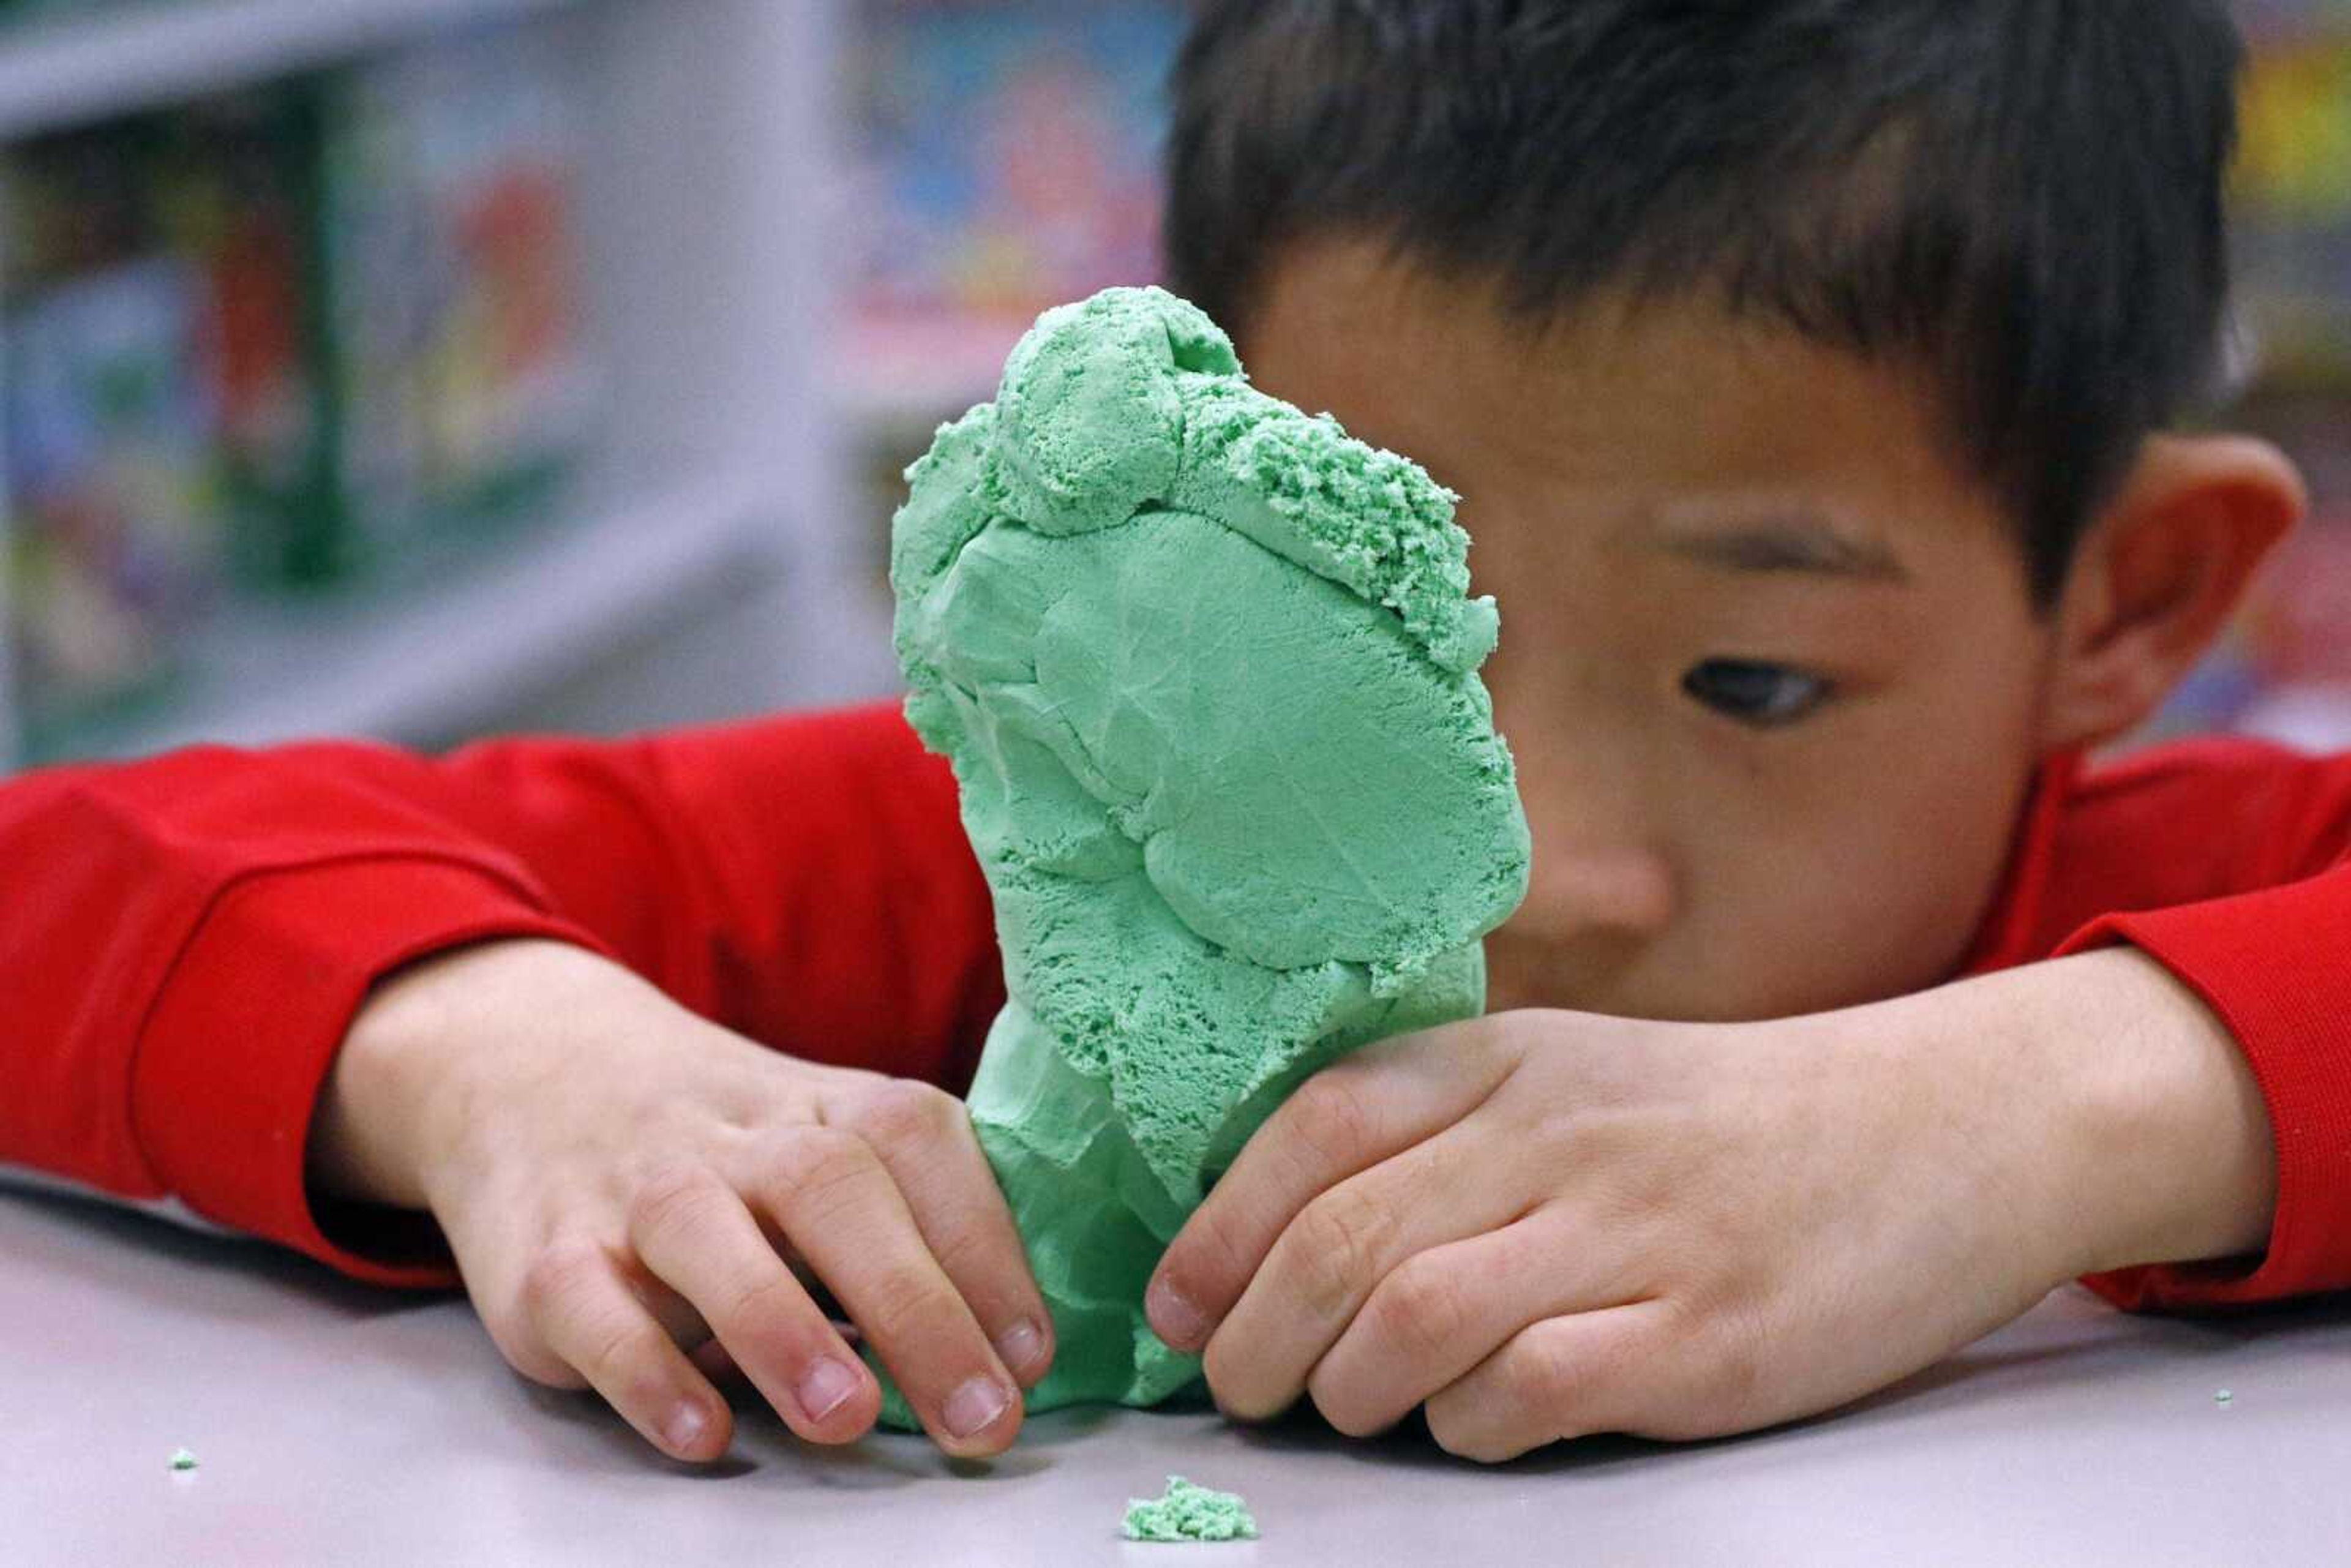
[2043,741,2351,1311]
[0,703,1000,1287]
[418,706,1003,1084]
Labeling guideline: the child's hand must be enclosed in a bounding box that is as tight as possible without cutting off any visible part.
[310,939,1052,1462]
[1144,948,2275,1461]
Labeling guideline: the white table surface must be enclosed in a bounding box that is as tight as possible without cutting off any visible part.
[5,1184,2348,1567]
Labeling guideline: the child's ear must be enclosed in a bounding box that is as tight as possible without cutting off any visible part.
[2038,433,2307,753]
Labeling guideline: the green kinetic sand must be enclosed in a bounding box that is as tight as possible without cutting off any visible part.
[1123,1476,1259,1543]
[882,286,1531,1423]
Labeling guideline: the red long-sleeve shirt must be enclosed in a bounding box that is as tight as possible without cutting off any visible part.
[3,702,2348,1311]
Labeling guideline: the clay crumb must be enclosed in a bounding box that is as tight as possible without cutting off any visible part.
[1122,1474,1258,1543]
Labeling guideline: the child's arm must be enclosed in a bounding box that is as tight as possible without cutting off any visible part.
[0,706,1044,1458]
[2030,738,2351,1312]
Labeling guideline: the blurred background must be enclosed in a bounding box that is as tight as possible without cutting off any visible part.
[0,0,2344,773]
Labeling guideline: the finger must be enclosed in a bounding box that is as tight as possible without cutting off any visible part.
[1149,1018,1518,1352]
[524,1237,733,1463]
[621,1263,750,1387]
[1423,1302,1670,1463]
[628,1166,879,1446]
[1202,1120,1529,1420]
[1306,1209,1618,1436]
[757,1128,1023,1457]
[842,1081,1056,1386]
[690,1337,744,1387]
[618,1260,713,1346]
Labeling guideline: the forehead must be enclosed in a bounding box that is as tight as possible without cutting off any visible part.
[1235,237,2012,574]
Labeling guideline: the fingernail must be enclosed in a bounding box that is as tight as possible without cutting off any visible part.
[1148,1275,1207,1349]
[942,1375,1011,1439]
[996,1318,1045,1371]
[795,1357,861,1423]
[664,1402,707,1454]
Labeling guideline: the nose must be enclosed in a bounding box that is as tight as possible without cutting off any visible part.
[1484,830,1678,1013]
[1480,679,1678,949]
[1510,839,1679,943]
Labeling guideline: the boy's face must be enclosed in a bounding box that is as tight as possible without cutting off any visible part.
[1243,239,2067,1022]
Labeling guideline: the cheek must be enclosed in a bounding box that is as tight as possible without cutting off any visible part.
[1690,672,2042,1013]
[1475,562,2052,1018]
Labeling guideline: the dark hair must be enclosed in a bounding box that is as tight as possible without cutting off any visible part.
[1165,0,2244,604]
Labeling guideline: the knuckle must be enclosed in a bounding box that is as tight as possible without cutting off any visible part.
[855,1265,951,1348]
[579,1311,654,1386]
[1487,1010,1549,1067]
[850,1079,964,1152]
[1368,1256,1471,1365]
[1288,1190,1395,1316]
[713,1269,803,1335]
[519,1236,607,1320]
[1514,1329,1583,1414]
[926,1220,1010,1291]
[1284,1075,1381,1171]
[766,1127,880,1213]
[627,1162,722,1242]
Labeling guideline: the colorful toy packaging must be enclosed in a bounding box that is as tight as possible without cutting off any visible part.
[2,20,594,759]
[4,110,227,752]
[315,21,597,574]
[851,0,1182,321]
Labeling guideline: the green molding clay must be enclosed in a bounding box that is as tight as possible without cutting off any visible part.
[881,285,1531,1424]
[168,1447,198,1472]
[1122,1475,1259,1543]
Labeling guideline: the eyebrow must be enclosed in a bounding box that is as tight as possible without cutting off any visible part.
[1644,513,1913,585]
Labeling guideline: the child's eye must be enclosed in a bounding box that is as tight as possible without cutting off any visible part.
[1681,659,1835,728]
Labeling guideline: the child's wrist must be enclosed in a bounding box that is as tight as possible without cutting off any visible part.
[2003,949,2276,1279]
[310,937,563,1212]
[308,966,443,1212]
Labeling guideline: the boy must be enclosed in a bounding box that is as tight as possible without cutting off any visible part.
[2,0,2335,1468]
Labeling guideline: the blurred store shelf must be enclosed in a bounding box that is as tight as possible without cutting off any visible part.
[0,0,571,138]
[37,473,779,759]
[1,2,870,770]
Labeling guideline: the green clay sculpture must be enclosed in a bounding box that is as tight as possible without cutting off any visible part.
[883,285,1531,1420]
